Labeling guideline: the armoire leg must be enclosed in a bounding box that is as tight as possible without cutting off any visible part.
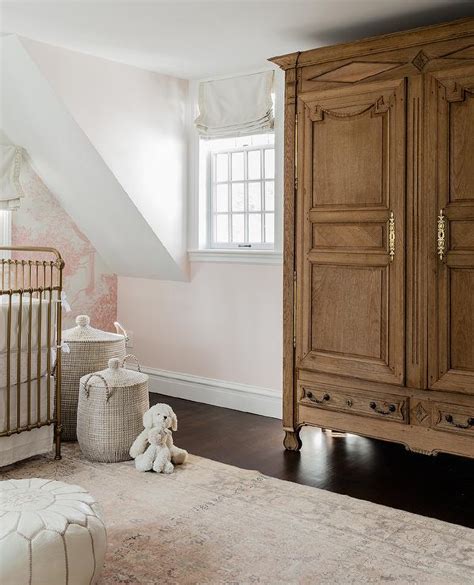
[283,429,302,451]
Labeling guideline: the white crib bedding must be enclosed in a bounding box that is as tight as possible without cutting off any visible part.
[0,375,56,467]
[0,349,50,387]
[0,297,57,354]
[0,426,53,468]
[0,375,55,433]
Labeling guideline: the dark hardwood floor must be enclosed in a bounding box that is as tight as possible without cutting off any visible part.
[151,393,474,529]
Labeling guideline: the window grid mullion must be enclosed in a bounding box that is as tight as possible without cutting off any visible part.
[244,150,248,244]
[210,144,275,248]
[228,153,232,242]
[210,152,215,246]
[261,148,265,243]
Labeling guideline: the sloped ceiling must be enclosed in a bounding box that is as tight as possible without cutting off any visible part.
[1,35,188,280]
[1,1,472,79]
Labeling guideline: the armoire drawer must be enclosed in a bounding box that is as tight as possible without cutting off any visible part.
[298,384,408,424]
[432,403,474,436]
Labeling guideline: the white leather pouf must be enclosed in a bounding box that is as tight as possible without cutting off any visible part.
[0,479,107,585]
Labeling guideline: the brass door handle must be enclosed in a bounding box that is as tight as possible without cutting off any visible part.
[388,211,395,262]
[437,209,447,261]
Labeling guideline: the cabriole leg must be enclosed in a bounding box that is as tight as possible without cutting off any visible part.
[283,428,302,451]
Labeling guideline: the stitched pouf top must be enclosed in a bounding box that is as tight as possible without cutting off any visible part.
[0,479,107,585]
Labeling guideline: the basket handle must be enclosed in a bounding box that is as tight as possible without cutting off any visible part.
[83,373,112,402]
[114,321,128,340]
[121,354,141,372]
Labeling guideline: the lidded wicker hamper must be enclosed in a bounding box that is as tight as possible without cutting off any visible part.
[61,315,127,441]
[77,356,149,462]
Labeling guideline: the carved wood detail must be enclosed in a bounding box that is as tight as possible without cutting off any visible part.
[299,383,408,423]
[443,81,474,103]
[411,401,431,427]
[428,67,474,400]
[298,79,405,388]
[411,50,430,71]
[308,61,403,83]
[408,91,422,376]
[306,93,394,122]
[277,19,474,458]
[440,44,474,60]
[405,446,437,456]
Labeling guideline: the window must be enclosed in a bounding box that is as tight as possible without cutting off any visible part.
[191,71,284,261]
[0,210,12,259]
[206,133,275,250]
[0,210,11,245]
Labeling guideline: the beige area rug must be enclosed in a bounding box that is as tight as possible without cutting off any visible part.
[2,444,473,585]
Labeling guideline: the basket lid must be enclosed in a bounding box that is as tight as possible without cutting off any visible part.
[81,357,148,388]
[63,315,125,343]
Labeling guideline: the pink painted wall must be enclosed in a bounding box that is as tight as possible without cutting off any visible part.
[12,162,117,331]
[118,262,283,391]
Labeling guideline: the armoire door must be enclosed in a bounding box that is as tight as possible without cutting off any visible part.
[427,66,474,395]
[296,79,406,386]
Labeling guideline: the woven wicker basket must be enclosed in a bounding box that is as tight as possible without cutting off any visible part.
[61,315,127,441]
[77,355,149,463]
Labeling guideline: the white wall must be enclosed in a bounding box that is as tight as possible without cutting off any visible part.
[1,35,184,280]
[7,36,284,415]
[116,69,285,417]
[21,38,189,275]
[118,261,283,414]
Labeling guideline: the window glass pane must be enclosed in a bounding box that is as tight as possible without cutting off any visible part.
[248,150,261,180]
[209,137,235,150]
[249,214,262,243]
[0,210,12,254]
[248,182,261,211]
[207,137,276,250]
[216,154,228,182]
[231,152,244,180]
[264,148,275,179]
[235,136,251,148]
[264,181,274,211]
[232,214,245,242]
[216,184,228,212]
[231,183,244,211]
[265,213,275,243]
[215,214,229,242]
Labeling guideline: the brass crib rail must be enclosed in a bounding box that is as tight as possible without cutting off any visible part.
[0,246,64,460]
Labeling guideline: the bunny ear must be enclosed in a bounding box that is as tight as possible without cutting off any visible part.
[143,407,154,429]
[170,408,178,431]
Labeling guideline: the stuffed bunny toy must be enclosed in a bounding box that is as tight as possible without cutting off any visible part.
[129,403,188,466]
[134,424,174,474]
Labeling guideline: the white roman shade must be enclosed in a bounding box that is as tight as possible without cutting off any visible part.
[0,145,25,210]
[195,71,274,138]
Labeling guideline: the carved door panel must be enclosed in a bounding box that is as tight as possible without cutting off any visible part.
[427,66,474,395]
[296,79,406,385]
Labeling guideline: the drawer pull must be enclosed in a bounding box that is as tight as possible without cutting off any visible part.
[444,414,474,429]
[369,401,396,415]
[306,391,330,404]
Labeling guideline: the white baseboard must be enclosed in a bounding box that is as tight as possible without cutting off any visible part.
[142,366,282,419]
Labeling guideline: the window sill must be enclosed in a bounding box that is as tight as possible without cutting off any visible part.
[188,249,282,265]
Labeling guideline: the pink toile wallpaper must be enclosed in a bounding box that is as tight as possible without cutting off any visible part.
[12,163,117,331]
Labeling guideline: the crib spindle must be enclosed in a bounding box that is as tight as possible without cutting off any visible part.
[0,247,64,464]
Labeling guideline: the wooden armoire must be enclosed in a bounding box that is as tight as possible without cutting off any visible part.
[270,18,474,458]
